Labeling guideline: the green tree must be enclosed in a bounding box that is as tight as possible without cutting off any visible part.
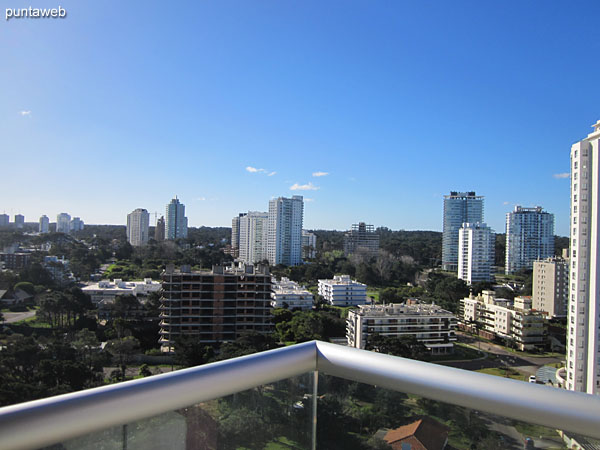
[105,336,140,381]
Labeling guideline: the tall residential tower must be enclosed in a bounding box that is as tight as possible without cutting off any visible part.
[127,208,150,246]
[238,211,269,264]
[267,196,304,266]
[442,192,484,271]
[505,206,554,274]
[567,119,600,395]
[165,197,188,240]
[458,223,494,284]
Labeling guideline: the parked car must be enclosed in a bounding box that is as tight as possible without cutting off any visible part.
[528,375,537,383]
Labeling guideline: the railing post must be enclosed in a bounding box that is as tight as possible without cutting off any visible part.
[312,370,318,450]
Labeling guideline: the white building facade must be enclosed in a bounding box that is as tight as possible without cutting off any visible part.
[505,206,554,274]
[82,278,161,304]
[458,222,494,284]
[532,258,568,318]
[56,213,71,234]
[459,291,546,351]
[567,119,600,395]
[271,277,314,310]
[127,208,150,247]
[39,215,49,233]
[347,303,457,354]
[318,275,368,306]
[267,196,303,266]
[239,211,269,264]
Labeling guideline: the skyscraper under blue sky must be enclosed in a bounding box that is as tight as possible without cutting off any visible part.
[1,2,599,234]
[442,192,484,271]
[165,198,188,240]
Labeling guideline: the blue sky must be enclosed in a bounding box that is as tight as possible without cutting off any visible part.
[1,1,599,236]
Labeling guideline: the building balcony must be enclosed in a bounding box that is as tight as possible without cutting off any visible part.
[0,341,598,450]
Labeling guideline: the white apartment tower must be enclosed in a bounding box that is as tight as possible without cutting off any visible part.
[238,211,269,264]
[127,208,150,246]
[267,196,303,266]
[568,119,600,395]
[442,192,484,271]
[505,206,554,274]
[165,197,188,240]
[39,215,49,233]
[458,223,494,284]
[56,213,71,234]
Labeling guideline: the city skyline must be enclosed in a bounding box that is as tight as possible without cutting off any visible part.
[2,2,600,235]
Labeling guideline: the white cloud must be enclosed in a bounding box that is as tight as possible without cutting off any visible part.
[19,110,31,116]
[290,182,320,191]
[312,171,329,177]
[268,171,277,177]
[304,198,315,202]
[553,172,570,179]
[246,166,266,173]
[503,201,510,205]
[196,197,206,201]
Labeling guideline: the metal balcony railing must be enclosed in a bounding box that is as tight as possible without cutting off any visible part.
[0,340,599,450]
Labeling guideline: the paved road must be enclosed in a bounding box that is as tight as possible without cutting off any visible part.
[3,310,36,323]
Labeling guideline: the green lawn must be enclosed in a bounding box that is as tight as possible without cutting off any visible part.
[476,367,525,381]
[425,343,483,362]
[264,436,305,449]
[366,289,379,303]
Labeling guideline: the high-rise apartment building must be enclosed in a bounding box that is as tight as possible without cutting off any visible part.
[301,230,317,259]
[238,211,269,264]
[155,216,165,241]
[343,222,379,257]
[267,196,303,266]
[0,214,8,227]
[532,258,568,318]
[505,206,554,274]
[231,213,246,258]
[442,192,484,271]
[127,208,150,247]
[70,217,84,232]
[14,214,24,229]
[458,223,494,284]
[39,215,49,233]
[567,119,600,394]
[165,197,188,240]
[158,263,272,352]
[56,213,71,234]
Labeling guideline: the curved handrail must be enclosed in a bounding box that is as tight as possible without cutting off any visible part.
[1,340,600,450]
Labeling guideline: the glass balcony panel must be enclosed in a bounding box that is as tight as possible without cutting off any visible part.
[42,373,314,450]
[317,373,587,450]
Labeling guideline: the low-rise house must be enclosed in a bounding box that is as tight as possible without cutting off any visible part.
[0,288,34,306]
[379,417,450,450]
[82,278,161,305]
[271,277,314,310]
[347,302,457,355]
